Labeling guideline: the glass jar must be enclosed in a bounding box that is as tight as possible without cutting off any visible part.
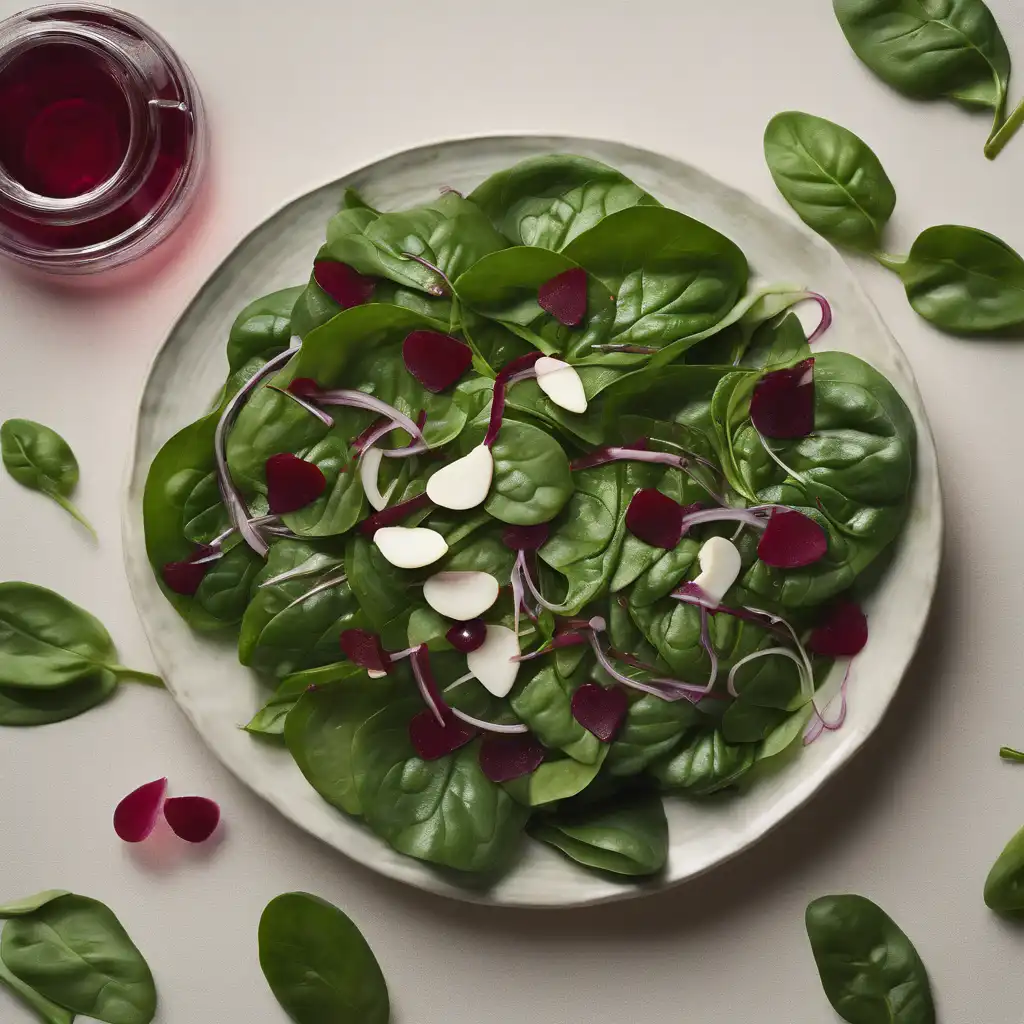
[0,3,207,273]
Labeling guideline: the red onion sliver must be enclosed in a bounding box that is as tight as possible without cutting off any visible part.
[804,665,851,745]
[449,706,530,735]
[410,645,446,727]
[727,646,806,699]
[358,493,432,534]
[805,292,833,346]
[485,351,543,447]
[163,796,221,844]
[478,732,546,782]
[113,778,167,843]
[315,389,426,447]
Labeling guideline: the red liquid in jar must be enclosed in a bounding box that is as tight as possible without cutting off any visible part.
[0,40,192,250]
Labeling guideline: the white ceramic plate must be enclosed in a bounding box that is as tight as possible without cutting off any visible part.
[123,135,942,908]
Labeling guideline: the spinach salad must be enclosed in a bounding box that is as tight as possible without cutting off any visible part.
[142,154,917,878]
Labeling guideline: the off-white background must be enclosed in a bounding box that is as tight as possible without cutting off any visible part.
[0,1,1020,1020]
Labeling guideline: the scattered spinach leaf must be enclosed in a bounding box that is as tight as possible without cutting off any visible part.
[983,823,1024,915]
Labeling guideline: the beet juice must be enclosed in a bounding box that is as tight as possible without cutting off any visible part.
[0,5,206,272]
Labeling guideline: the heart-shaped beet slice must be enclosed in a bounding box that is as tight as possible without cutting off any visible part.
[163,796,221,843]
[265,453,327,515]
[313,260,376,309]
[161,552,213,596]
[114,778,168,843]
[403,331,472,393]
[750,359,815,439]
[757,509,828,568]
[571,682,629,743]
[409,709,478,761]
[625,489,684,549]
[478,732,546,783]
[808,600,868,657]
[538,268,587,326]
[340,629,391,673]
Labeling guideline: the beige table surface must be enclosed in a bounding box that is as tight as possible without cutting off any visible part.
[2,1,1023,1020]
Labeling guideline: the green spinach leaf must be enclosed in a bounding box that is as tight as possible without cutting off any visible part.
[0,670,117,727]
[983,823,1024,915]
[259,892,388,1024]
[1,419,94,535]
[805,893,935,1024]
[225,287,303,373]
[650,728,756,795]
[509,662,603,764]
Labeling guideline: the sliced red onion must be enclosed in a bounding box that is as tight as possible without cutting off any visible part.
[625,489,685,549]
[479,732,546,782]
[570,682,629,742]
[699,605,719,690]
[743,604,814,700]
[314,388,427,451]
[727,646,806,699]
[358,493,432,534]
[259,561,325,589]
[512,629,590,662]
[409,708,479,760]
[113,778,167,843]
[516,549,570,614]
[589,343,659,355]
[313,260,376,308]
[214,347,298,558]
[268,384,334,427]
[446,619,488,653]
[400,251,450,297]
[672,580,718,610]
[449,707,529,735]
[340,629,391,674]
[163,796,221,844]
[265,453,327,515]
[352,416,391,455]
[750,358,815,439]
[485,351,544,447]
[808,600,868,657]
[410,644,446,727]
[757,509,828,568]
[804,292,833,346]
[804,665,850,745]
[502,523,550,552]
[282,569,349,613]
[510,562,526,637]
[403,331,472,393]
[538,267,587,326]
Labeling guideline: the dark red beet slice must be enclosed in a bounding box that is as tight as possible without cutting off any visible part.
[161,549,214,597]
[446,619,487,653]
[402,331,472,393]
[625,489,684,549]
[359,493,432,535]
[571,682,629,743]
[808,600,868,657]
[501,523,550,551]
[478,732,546,783]
[288,378,322,399]
[409,708,478,761]
[757,509,828,568]
[313,260,376,309]
[163,796,221,843]
[265,453,327,515]
[340,629,391,673]
[113,778,167,843]
[750,358,815,439]
[538,268,587,326]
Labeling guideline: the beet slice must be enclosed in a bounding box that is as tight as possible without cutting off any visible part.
[478,732,546,783]
[113,778,167,843]
[161,549,214,597]
[757,509,828,568]
[501,523,550,552]
[313,260,376,309]
[403,331,472,393]
[538,268,587,326]
[750,358,815,439]
[625,489,684,549]
[340,629,391,673]
[409,708,478,761]
[265,452,327,515]
[571,682,629,743]
[446,618,488,653]
[163,796,221,843]
[358,493,433,535]
[288,378,322,399]
[808,600,868,657]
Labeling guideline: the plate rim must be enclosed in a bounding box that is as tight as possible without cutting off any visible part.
[123,131,943,908]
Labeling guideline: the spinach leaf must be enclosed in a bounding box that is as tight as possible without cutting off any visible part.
[757,705,814,764]
[605,694,702,777]
[259,892,388,1024]
[345,534,414,649]
[721,700,789,743]
[0,955,72,1024]
[530,792,668,876]
[285,669,395,815]
[352,697,529,872]
[650,728,756,795]
[805,893,935,1024]
[482,420,574,525]
[504,747,608,807]
[983,823,1024,915]
[239,541,363,677]
[1,893,157,1024]
[0,892,69,917]
[509,662,603,764]
[834,0,1010,141]
[1,419,94,535]
[225,286,303,373]
[0,670,117,727]
[0,583,160,689]
[763,111,896,251]
[899,224,1024,332]
[468,153,658,250]
[244,666,359,739]
[561,206,749,353]
[193,542,262,625]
